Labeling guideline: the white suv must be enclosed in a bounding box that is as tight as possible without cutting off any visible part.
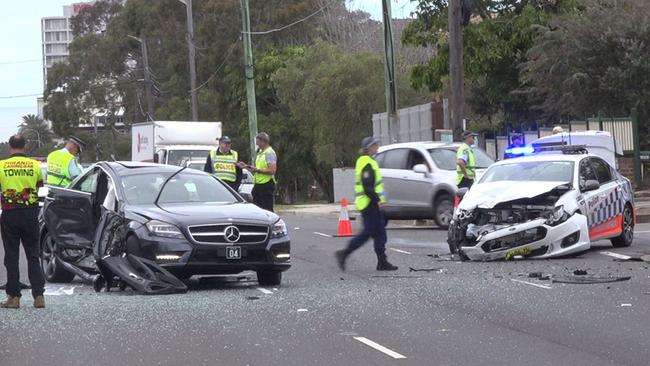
[374,142,494,228]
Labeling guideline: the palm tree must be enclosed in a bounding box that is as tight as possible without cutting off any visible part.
[18,114,54,153]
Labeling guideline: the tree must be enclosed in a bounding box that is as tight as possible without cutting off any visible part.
[520,0,650,126]
[403,0,577,129]
[18,114,56,156]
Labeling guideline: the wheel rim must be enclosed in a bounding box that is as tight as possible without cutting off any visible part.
[42,235,57,278]
[436,199,453,227]
[623,207,634,243]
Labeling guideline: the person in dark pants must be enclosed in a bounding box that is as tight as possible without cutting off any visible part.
[0,135,46,309]
[335,137,398,272]
[244,132,277,212]
[204,136,243,191]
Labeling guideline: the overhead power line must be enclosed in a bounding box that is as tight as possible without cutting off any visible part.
[243,0,337,35]
[0,93,42,99]
[0,59,41,65]
[190,41,239,93]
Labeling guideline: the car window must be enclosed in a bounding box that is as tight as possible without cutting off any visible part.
[481,161,574,183]
[374,152,385,167]
[429,147,494,171]
[407,149,428,170]
[380,149,409,169]
[121,171,239,205]
[590,158,612,184]
[579,158,598,187]
[73,168,99,193]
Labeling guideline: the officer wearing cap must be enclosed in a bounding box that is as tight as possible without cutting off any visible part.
[204,136,242,191]
[456,130,476,189]
[243,132,277,212]
[46,136,85,187]
[0,135,46,309]
[335,137,398,272]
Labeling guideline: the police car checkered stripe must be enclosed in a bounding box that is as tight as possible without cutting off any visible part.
[590,186,624,227]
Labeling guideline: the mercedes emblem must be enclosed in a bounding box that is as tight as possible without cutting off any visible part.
[224,225,241,243]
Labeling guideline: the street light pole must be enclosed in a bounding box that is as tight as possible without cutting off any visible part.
[128,35,154,121]
[448,0,465,138]
[240,0,259,163]
[179,0,199,121]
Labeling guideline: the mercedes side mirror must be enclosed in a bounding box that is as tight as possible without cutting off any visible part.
[413,164,429,175]
[583,180,600,192]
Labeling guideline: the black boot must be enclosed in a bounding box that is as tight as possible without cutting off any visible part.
[335,250,349,271]
[376,255,398,271]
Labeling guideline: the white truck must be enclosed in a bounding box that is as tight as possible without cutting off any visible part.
[131,121,222,166]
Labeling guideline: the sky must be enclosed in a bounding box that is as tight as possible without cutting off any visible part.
[0,0,417,143]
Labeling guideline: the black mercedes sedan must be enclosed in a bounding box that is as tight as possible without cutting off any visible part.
[39,162,290,286]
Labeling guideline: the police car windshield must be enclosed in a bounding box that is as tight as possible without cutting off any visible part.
[121,171,239,205]
[480,161,574,183]
[429,148,494,170]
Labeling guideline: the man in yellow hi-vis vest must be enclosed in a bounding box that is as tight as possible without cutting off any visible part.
[204,136,242,191]
[243,132,277,212]
[46,136,85,187]
[456,130,476,189]
[335,137,398,272]
[0,135,46,309]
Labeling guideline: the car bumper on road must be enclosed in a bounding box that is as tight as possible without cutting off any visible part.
[461,213,591,261]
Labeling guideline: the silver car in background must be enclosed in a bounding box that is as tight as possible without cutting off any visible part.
[374,142,494,228]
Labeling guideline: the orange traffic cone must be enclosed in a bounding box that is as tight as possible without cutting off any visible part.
[335,198,353,237]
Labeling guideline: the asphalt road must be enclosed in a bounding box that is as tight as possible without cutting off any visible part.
[1,213,650,366]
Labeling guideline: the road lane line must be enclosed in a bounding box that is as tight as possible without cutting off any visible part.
[353,337,407,359]
[600,251,631,260]
[510,279,552,289]
[389,248,412,255]
[256,287,273,295]
[634,230,650,234]
[313,232,333,238]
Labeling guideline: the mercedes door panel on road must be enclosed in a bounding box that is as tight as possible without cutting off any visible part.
[375,142,494,228]
[40,162,290,288]
[448,149,634,261]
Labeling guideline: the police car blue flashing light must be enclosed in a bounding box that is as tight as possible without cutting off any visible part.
[504,146,535,156]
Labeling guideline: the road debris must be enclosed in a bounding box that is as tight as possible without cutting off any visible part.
[552,275,631,284]
[408,267,444,273]
[246,296,260,300]
[573,269,588,276]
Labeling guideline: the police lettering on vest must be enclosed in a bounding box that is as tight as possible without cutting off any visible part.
[210,149,238,182]
[0,156,42,210]
[456,143,476,185]
[254,147,276,184]
[354,155,386,211]
[46,149,75,187]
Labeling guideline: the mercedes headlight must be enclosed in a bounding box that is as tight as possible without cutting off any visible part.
[146,220,184,239]
[546,205,569,226]
[270,219,288,239]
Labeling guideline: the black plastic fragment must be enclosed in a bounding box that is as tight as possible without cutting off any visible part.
[97,254,188,295]
[552,275,631,284]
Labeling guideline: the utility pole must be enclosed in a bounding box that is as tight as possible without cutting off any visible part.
[448,0,465,137]
[129,35,154,121]
[240,0,259,163]
[180,0,199,121]
[382,0,398,143]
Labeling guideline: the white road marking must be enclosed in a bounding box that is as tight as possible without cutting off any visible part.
[353,337,407,359]
[634,230,650,233]
[297,309,308,312]
[389,248,412,255]
[510,279,552,290]
[44,285,79,296]
[621,303,632,307]
[256,287,273,295]
[600,251,631,260]
[313,231,333,238]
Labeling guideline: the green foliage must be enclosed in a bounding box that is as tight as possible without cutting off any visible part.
[18,114,57,157]
[404,0,577,127]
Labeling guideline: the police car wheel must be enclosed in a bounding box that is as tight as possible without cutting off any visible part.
[434,194,453,229]
[41,232,75,283]
[611,204,634,248]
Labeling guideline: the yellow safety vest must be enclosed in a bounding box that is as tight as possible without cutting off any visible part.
[456,143,476,185]
[254,147,276,184]
[47,149,75,187]
[354,155,386,211]
[210,149,238,182]
[0,155,42,208]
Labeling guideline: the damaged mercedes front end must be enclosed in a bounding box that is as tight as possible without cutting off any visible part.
[448,181,591,261]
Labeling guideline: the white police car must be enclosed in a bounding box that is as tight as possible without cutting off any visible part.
[448,143,635,261]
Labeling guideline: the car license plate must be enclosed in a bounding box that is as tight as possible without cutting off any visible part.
[226,246,241,260]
